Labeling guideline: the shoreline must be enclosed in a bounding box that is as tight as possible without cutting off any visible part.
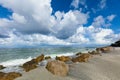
[0,47,95,67]
[15,47,120,80]
[0,47,120,80]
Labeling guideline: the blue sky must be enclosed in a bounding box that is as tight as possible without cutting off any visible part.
[0,0,120,48]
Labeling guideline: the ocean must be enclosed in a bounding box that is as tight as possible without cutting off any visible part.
[0,46,95,73]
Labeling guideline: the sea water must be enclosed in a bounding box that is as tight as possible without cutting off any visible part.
[0,46,95,72]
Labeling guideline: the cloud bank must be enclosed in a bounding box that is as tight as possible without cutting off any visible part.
[0,0,119,47]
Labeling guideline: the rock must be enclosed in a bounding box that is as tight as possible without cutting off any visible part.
[0,65,5,70]
[96,48,102,53]
[99,46,113,53]
[0,72,5,78]
[56,56,71,62]
[111,40,120,47]
[89,50,101,55]
[0,72,22,80]
[95,46,114,53]
[46,60,69,76]
[45,56,51,60]
[22,54,44,72]
[22,59,38,72]
[35,54,44,63]
[76,52,82,56]
[3,72,22,80]
[72,54,92,62]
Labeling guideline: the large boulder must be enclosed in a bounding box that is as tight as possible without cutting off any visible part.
[45,56,51,60]
[3,72,22,80]
[46,60,69,76]
[99,46,113,53]
[0,72,22,80]
[22,54,44,72]
[89,50,101,55]
[22,59,38,72]
[0,72,5,78]
[72,54,92,62]
[35,54,44,63]
[56,56,71,62]
[0,65,5,70]
[76,52,82,56]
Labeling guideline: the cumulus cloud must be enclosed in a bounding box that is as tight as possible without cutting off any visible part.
[53,10,89,39]
[107,15,116,22]
[66,15,118,45]
[0,18,11,27]
[90,27,118,44]
[92,15,105,27]
[67,26,90,44]
[0,0,89,47]
[71,0,87,9]
[0,0,89,38]
[0,32,71,48]
[12,13,27,24]
[92,0,107,13]
[99,0,106,9]
[92,15,116,28]
[71,0,79,9]
[67,25,120,45]
[0,34,9,38]
[0,0,119,47]
[0,0,55,34]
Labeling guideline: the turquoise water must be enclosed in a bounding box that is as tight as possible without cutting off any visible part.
[0,46,95,66]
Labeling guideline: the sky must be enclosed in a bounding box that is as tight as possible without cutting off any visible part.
[0,0,120,48]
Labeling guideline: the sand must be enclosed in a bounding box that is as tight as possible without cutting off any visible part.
[16,47,120,80]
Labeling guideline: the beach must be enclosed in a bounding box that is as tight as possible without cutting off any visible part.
[0,0,119,79]
[15,47,120,80]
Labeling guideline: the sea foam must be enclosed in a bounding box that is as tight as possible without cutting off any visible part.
[45,52,75,58]
[0,57,32,67]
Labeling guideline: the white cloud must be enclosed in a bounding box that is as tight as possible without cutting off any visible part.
[92,15,105,27]
[0,0,55,34]
[92,0,107,13]
[107,15,116,22]
[0,0,119,47]
[92,28,115,44]
[0,0,89,47]
[0,0,89,38]
[67,26,89,43]
[71,0,87,9]
[0,18,12,27]
[12,13,27,24]
[99,0,106,9]
[71,0,80,9]
[92,15,115,28]
[67,25,120,45]
[53,10,89,39]
[0,32,71,47]
[1,25,119,47]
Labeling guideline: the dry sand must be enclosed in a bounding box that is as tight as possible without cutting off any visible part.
[16,47,120,80]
